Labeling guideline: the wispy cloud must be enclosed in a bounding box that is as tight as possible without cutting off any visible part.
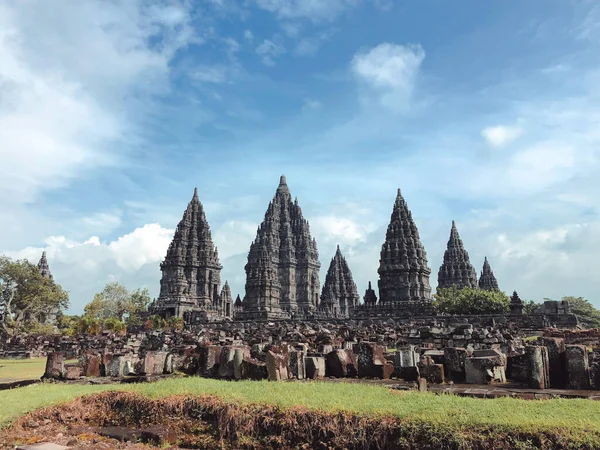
[481,125,523,148]
[351,43,425,112]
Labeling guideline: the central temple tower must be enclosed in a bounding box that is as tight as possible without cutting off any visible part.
[377,189,432,304]
[242,176,321,319]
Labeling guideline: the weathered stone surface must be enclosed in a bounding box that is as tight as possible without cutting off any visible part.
[83,353,101,377]
[326,349,358,378]
[444,347,467,382]
[266,351,289,381]
[356,342,394,379]
[198,345,220,377]
[464,349,506,385]
[305,356,326,379]
[64,364,82,380]
[478,257,499,291]
[517,346,550,389]
[319,246,360,318]
[240,358,268,380]
[289,350,306,379]
[566,345,590,390]
[540,337,567,388]
[377,189,432,303]
[437,221,478,290]
[418,356,444,384]
[43,352,65,379]
[142,351,167,375]
[243,176,321,319]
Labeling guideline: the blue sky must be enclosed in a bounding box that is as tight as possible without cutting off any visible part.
[1,0,599,313]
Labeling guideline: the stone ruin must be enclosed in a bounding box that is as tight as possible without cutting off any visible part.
[35,320,600,394]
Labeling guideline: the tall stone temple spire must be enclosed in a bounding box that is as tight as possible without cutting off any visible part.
[243,175,321,319]
[154,187,223,320]
[437,221,478,290]
[37,251,53,280]
[319,245,360,318]
[220,281,233,318]
[377,189,432,304]
[478,257,499,291]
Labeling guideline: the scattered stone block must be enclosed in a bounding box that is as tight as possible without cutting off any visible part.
[266,351,289,381]
[566,345,591,390]
[326,349,358,378]
[357,342,393,379]
[289,350,306,380]
[418,356,444,384]
[65,364,82,380]
[465,349,506,385]
[43,352,65,380]
[83,353,101,377]
[525,346,550,389]
[198,345,220,377]
[444,348,467,382]
[305,356,326,379]
[540,337,567,388]
[241,358,268,380]
[142,351,167,375]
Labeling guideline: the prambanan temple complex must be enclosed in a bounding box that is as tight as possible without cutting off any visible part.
[148,175,575,327]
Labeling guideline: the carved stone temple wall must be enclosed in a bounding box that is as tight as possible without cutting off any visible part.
[151,188,231,322]
[239,176,321,320]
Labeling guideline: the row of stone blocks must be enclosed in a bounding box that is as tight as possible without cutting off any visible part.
[41,339,597,390]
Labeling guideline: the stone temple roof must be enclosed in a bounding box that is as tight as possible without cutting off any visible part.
[437,221,478,290]
[37,251,53,280]
[378,189,431,275]
[478,256,499,291]
[320,245,360,313]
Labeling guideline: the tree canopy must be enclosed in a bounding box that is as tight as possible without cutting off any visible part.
[82,282,151,325]
[434,286,510,315]
[0,256,69,335]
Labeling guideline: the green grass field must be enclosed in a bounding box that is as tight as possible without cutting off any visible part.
[0,358,47,382]
[2,377,600,432]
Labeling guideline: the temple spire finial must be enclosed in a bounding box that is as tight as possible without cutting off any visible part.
[279,175,287,186]
[193,187,198,199]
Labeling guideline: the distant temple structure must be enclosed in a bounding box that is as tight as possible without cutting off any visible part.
[240,176,321,320]
[318,245,360,318]
[151,188,231,322]
[437,221,478,290]
[478,257,499,291]
[150,177,575,326]
[37,251,53,281]
[34,251,58,325]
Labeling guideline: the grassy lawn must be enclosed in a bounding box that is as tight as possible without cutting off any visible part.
[3,377,600,432]
[0,358,47,382]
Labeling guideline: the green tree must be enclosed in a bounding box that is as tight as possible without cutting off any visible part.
[522,300,540,315]
[434,286,510,315]
[103,317,126,333]
[83,283,152,324]
[545,296,600,328]
[0,256,69,335]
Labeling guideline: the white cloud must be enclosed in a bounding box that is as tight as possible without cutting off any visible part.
[351,43,425,112]
[256,39,286,66]
[302,98,322,110]
[311,215,376,247]
[244,29,254,41]
[0,0,196,204]
[81,212,123,235]
[108,224,174,271]
[255,0,358,22]
[481,125,523,147]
